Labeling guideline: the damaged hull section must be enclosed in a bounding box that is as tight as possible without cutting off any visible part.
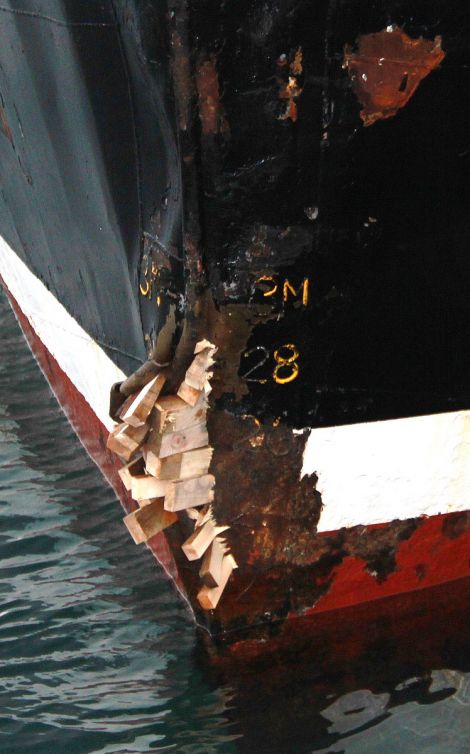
[2,236,470,643]
[0,0,469,648]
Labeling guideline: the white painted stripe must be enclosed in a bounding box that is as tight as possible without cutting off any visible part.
[0,235,126,430]
[302,411,470,531]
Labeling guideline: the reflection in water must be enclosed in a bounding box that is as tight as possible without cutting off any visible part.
[200,578,470,754]
[1,289,470,754]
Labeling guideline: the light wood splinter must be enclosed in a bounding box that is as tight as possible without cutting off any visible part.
[123,499,177,544]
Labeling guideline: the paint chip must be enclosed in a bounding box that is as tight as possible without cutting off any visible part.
[343,27,445,126]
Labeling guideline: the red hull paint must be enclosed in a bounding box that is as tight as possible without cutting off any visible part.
[222,573,470,661]
[3,279,470,638]
[310,514,470,615]
[2,283,187,599]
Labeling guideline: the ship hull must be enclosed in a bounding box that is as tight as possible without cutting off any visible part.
[2,234,470,644]
[1,0,470,645]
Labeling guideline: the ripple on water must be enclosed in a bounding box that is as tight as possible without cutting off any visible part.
[0,292,241,753]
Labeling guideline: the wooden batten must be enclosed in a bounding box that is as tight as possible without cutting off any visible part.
[110,337,237,605]
[177,381,203,407]
[107,422,149,461]
[143,447,161,477]
[147,421,208,459]
[123,498,177,544]
[184,348,216,391]
[164,474,215,512]
[130,474,170,501]
[181,519,229,561]
[117,455,145,491]
[197,554,237,609]
[152,394,207,435]
[147,446,213,482]
[155,453,183,480]
[199,536,228,587]
[120,373,166,427]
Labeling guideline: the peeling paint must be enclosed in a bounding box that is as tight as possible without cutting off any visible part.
[277,47,303,122]
[344,27,445,126]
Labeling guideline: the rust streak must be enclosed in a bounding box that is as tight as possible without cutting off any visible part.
[196,57,227,136]
[277,47,303,122]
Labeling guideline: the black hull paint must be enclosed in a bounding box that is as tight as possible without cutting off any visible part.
[0,1,468,428]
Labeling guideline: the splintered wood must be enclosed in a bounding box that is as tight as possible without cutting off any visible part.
[117,455,145,491]
[145,446,213,482]
[146,421,209,459]
[177,342,215,405]
[107,422,149,461]
[199,536,228,587]
[120,373,166,426]
[198,554,238,610]
[164,474,215,512]
[182,516,228,560]
[152,395,206,434]
[124,499,177,543]
[106,339,236,611]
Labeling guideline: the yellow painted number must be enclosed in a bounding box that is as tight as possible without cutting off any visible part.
[273,343,300,384]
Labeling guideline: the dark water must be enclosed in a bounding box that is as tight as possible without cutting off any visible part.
[1,289,470,754]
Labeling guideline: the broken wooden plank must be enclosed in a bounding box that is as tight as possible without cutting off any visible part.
[184,348,216,391]
[146,421,208,459]
[107,422,149,461]
[117,455,145,491]
[151,395,187,433]
[164,474,215,512]
[146,446,213,481]
[181,519,229,561]
[142,447,162,477]
[130,474,170,501]
[177,381,203,407]
[197,554,237,609]
[120,373,166,427]
[123,499,177,544]
[199,536,228,587]
[152,394,207,434]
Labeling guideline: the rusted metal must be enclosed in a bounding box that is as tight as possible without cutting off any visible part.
[196,57,228,136]
[104,1,470,644]
[344,27,445,126]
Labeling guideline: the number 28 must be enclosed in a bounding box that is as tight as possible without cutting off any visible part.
[241,343,300,385]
